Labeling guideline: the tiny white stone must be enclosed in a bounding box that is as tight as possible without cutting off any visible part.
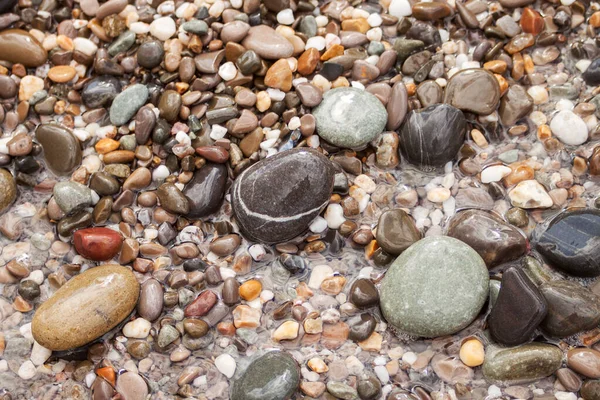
[374,365,390,383]
[555,98,574,111]
[427,187,451,203]
[85,372,96,388]
[267,88,286,101]
[73,38,98,56]
[389,0,412,17]
[576,59,592,73]
[367,13,382,27]
[550,110,588,146]
[309,216,328,233]
[209,124,228,140]
[560,0,576,5]
[306,36,326,51]
[345,355,365,375]
[25,270,44,285]
[122,318,152,338]
[209,0,225,17]
[18,360,37,380]
[30,341,52,366]
[402,352,417,365]
[554,392,577,400]
[488,385,502,398]
[0,360,8,372]
[259,138,278,150]
[248,244,266,261]
[150,17,177,41]
[130,22,150,34]
[260,290,274,302]
[366,27,382,42]
[351,81,365,89]
[308,264,334,289]
[315,15,329,27]
[152,165,170,181]
[508,180,553,209]
[354,174,377,193]
[218,62,237,81]
[215,354,236,378]
[324,203,346,229]
[176,130,192,146]
[277,8,294,25]
[527,85,549,104]
[288,116,301,130]
[481,165,512,183]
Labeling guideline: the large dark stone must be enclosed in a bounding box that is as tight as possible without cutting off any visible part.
[81,76,122,109]
[398,103,466,169]
[0,0,17,13]
[231,351,299,400]
[583,58,600,86]
[231,148,334,243]
[183,163,228,219]
[488,267,547,346]
[375,209,421,255]
[35,123,82,176]
[535,209,600,277]
[540,280,600,338]
[447,209,528,268]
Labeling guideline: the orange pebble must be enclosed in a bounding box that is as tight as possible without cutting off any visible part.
[96,366,116,386]
[239,279,262,301]
[47,66,76,83]
[95,138,120,154]
[217,321,236,336]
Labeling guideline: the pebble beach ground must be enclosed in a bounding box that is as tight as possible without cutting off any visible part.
[0,0,600,398]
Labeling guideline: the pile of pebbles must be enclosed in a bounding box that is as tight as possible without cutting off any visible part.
[0,0,599,398]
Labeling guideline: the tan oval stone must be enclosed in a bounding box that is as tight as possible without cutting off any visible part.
[0,29,48,67]
[32,264,139,351]
[47,66,77,83]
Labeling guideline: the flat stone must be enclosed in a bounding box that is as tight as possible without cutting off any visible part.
[136,40,164,69]
[35,123,82,176]
[499,85,534,126]
[380,236,489,337]
[447,209,528,268]
[540,280,600,337]
[73,227,123,261]
[32,265,139,351]
[398,103,466,169]
[183,163,228,218]
[313,87,387,149]
[116,372,148,400]
[82,75,121,109]
[53,181,93,215]
[0,169,16,213]
[508,180,553,209]
[110,84,149,126]
[241,25,294,60]
[375,209,421,255]
[231,351,300,400]
[232,148,334,244]
[444,68,500,115]
[482,343,562,384]
[488,267,547,345]
[535,209,600,277]
[0,29,48,67]
[568,348,600,379]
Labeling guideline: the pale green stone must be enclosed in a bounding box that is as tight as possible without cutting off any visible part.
[109,84,149,126]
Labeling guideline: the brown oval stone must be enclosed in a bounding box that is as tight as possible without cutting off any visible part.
[0,29,48,67]
[412,2,452,20]
[32,264,139,351]
[35,123,82,176]
[73,227,123,261]
[443,68,500,115]
[568,348,600,378]
[520,8,544,35]
[47,66,77,83]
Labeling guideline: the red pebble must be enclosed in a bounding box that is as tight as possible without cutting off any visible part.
[73,227,123,261]
[195,146,230,163]
[184,290,218,317]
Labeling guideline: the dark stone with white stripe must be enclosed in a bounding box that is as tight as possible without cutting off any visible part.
[398,103,466,169]
[231,148,335,244]
[535,209,600,277]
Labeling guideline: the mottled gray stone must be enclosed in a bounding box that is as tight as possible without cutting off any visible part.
[109,84,149,126]
[53,181,93,215]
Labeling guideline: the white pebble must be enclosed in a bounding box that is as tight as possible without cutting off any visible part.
[576,59,592,73]
[374,365,390,383]
[527,85,548,104]
[324,203,346,229]
[554,392,577,400]
[214,354,236,378]
[288,116,301,130]
[427,187,451,203]
[73,38,98,56]
[488,385,503,398]
[306,36,326,51]
[122,318,151,338]
[277,8,294,25]
[309,216,328,233]
[366,27,382,42]
[25,270,44,285]
[218,62,237,81]
[388,0,412,17]
[209,0,225,17]
[481,165,512,183]
[248,244,266,261]
[354,175,376,193]
[18,360,37,380]
[560,0,576,5]
[550,110,589,146]
[209,124,228,140]
[367,13,382,27]
[308,265,334,289]
[267,88,285,101]
[130,22,150,34]
[555,99,574,110]
[152,165,170,181]
[30,341,52,366]
[150,17,177,41]
[315,15,329,27]
[0,360,7,372]
[402,352,417,365]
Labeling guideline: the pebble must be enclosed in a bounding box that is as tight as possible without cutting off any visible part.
[313,87,387,149]
[444,69,500,115]
[0,29,47,67]
[150,17,176,41]
[499,85,534,126]
[460,339,485,367]
[375,209,420,255]
[550,110,589,146]
[32,265,139,350]
[110,84,149,126]
[241,25,294,60]
[232,148,334,243]
[380,236,488,337]
[53,181,92,215]
[568,349,600,378]
[215,354,236,378]
[508,180,553,209]
[349,279,379,309]
[482,343,562,384]
[116,372,148,400]
[73,227,122,261]
[0,169,16,213]
[138,279,164,322]
[156,183,189,215]
[82,75,121,108]
[136,40,164,69]
[122,318,151,339]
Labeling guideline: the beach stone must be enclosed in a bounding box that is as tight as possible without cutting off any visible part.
[0,29,48,67]
[375,209,421,255]
[582,380,600,400]
[447,209,527,268]
[138,278,164,322]
[73,227,123,261]
[231,351,300,400]
[183,163,228,218]
[482,343,562,384]
[82,76,121,109]
[0,75,17,99]
[550,110,589,146]
[398,103,466,169]
[32,265,139,351]
[232,148,334,243]
[108,30,135,57]
[498,85,534,126]
[488,267,547,345]
[535,209,600,277]
[182,19,208,35]
[313,87,387,149]
[583,58,600,86]
[568,348,600,378]
[116,371,148,400]
[348,313,377,342]
[508,180,553,209]
[137,40,164,69]
[110,84,149,126]
[159,90,182,122]
[0,169,16,213]
[540,280,600,337]
[444,69,500,115]
[0,0,17,13]
[349,279,379,308]
[157,183,189,215]
[241,25,294,60]
[412,1,452,20]
[35,123,82,176]
[380,236,489,337]
[53,181,93,215]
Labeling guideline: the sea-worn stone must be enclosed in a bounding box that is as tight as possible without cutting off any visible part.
[583,58,600,86]
[348,313,377,342]
[32,265,139,351]
[349,279,379,308]
[82,76,121,109]
[313,87,387,149]
[136,40,164,69]
[482,343,562,384]
[488,267,547,345]
[568,348,600,378]
[232,148,334,243]
[444,69,501,115]
[0,169,16,213]
[540,280,600,337]
[380,236,489,337]
[231,351,300,400]
[110,84,149,126]
[535,209,600,277]
[498,85,534,126]
[398,103,466,169]
[375,209,421,255]
[447,210,527,268]
[156,183,189,215]
[241,25,294,60]
[183,163,228,218]
[138,278,163,322]
[508,180,553,209]
[53,181,93,215]
[35,123,82,176]
[0,29,48,67]
[73,227,123,261]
